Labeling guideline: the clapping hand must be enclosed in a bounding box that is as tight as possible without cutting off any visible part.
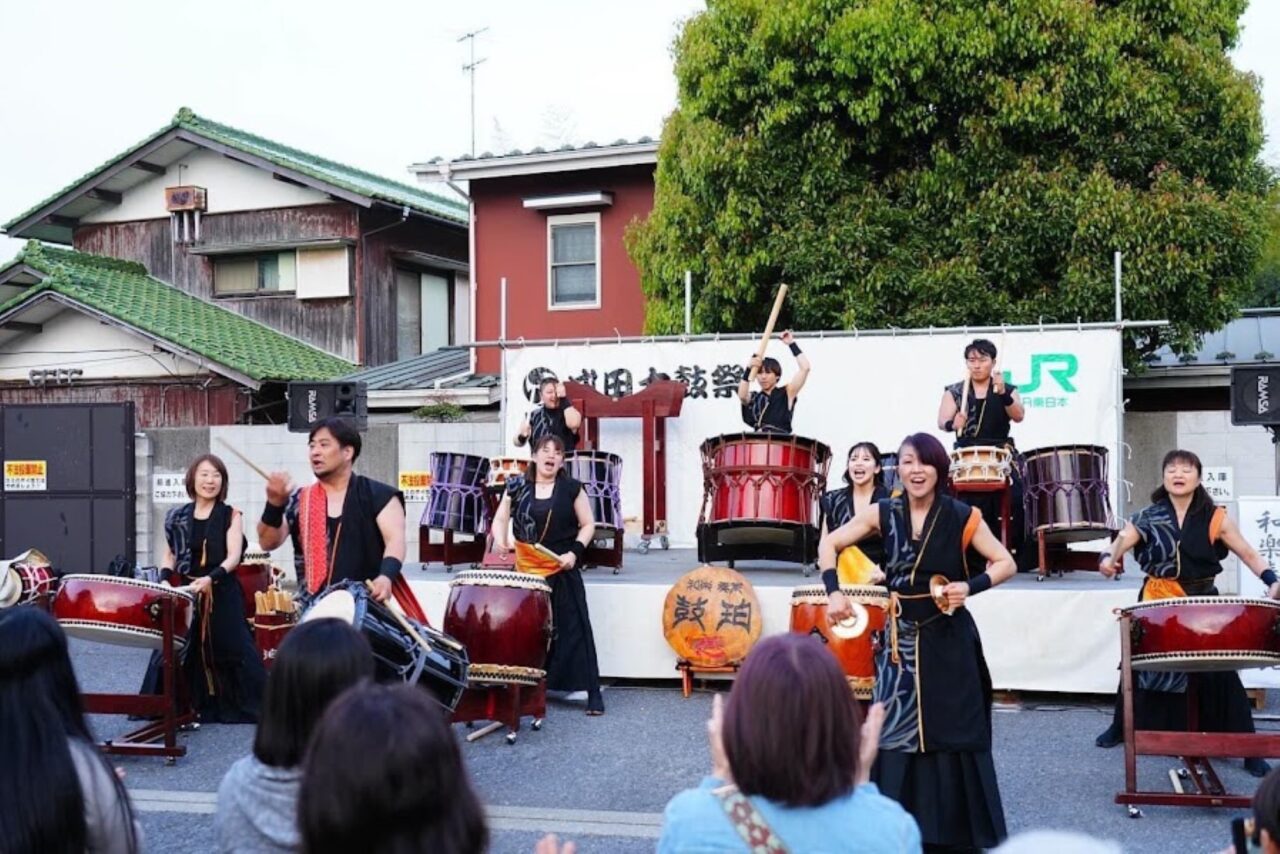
[855,703,885,786]
[707,693,733,782]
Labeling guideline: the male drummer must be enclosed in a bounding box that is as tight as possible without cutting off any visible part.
[737,330,810,434]
[258,417,405,604]
[937,338,1029,566]
[515,377,581,452]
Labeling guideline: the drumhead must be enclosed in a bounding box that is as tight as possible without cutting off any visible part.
[1120,595,1280,614]
[58,620,183,651]
[790,584,889,606]
[0,568,21,607]
[1132,651,1280,673]
[449,570,551,594]
[57,574,194,603]
[565,451,623,466]
[302,589,358,624]
[1023,444,1108,461]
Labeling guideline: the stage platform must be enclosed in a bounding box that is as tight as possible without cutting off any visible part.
[404,550,1278,694]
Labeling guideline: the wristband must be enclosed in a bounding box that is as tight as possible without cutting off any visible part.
[515,433,528,447]
[209,566,229,582]
[379,556,403,581]
[570,541,587,563]
[966,573,993,596]
[260,502,285,528]
[788,342,802,356]
[999,390,1015,406]
[821,568,839,595]
[943,418,955,432]
[1263,570,1278,587]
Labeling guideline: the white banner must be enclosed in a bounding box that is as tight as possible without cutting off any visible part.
[504,329,1122,547]
[1234,496,1280,688]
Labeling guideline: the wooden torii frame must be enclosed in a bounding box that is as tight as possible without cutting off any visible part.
[563,379,686,553]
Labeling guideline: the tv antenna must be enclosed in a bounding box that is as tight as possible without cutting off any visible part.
[459,27,489,156]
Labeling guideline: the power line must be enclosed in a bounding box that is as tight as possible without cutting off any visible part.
[458,27,489,157]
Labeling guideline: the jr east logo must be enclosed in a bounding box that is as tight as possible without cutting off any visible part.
[1002,354,1079,410]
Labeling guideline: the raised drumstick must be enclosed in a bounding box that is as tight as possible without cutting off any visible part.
[747,284,789,384]
[215,437,271,481]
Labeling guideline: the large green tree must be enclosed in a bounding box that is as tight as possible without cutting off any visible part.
[628,0,1273,359]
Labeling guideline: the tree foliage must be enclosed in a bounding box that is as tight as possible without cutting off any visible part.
[627,0,1273,359]
[1247,185,1280,307]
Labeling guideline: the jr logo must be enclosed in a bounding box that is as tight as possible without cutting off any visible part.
[1004,354,1078,394]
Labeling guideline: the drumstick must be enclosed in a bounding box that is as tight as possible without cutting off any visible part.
[365,580,434,655]
[215,437,271,482]
[746,284,789,383]
[957,375,970,435]
[535,543,563,562]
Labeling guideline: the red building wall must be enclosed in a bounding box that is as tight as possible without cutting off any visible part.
[471,165,654,373]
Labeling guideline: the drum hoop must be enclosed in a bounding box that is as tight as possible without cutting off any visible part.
[565,450,623,465]
[56,618,188,648]
[847,675,874,700]
[1132,650,1280,667]
[790,585,889,606]
[58,574,195,603]
[0,569,22,607]
[1122,595,1280,613]
[1023,445,1108,461]
[449,571,552,593]
[467,663,546,686]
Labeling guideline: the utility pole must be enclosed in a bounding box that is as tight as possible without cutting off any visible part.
[459,27,489,156]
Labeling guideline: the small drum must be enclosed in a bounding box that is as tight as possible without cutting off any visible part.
[0,549,55,608]
[302,580,470,710]
[1023,445,1113,541]
[488,457,529,491]
[662,566,762,668]
[423,452,491,536]
[700,433,831,526]
[790,585,889,699]
[1122,597,1280,671]
[949,446,1012,484]
[444,570,553,686]
[564,451,623,531]
[53,575,196,650]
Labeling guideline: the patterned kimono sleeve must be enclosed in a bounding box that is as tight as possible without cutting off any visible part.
[1128,503,1178,577]
[283,488,302,531]
[164,504,192,576]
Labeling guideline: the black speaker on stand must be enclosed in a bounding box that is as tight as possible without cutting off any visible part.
[287,381,368,432]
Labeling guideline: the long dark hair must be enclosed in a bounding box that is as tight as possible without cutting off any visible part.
[299,683,488,854]
[899,432,951,498]
[0,608,138,854]
[253,619,375,768]
[1150,449,1214,515]
[842,441,884,489]
[722,634,860,807]
[1252,766,1280,849]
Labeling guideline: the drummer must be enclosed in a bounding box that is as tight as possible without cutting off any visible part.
[819,441,888,585]
[258,418,406,607]
[491,434,604,715]
[936,338,1028,565]
[737,330,810,434]
[515,378,581,452]
[1094,449,1280,777]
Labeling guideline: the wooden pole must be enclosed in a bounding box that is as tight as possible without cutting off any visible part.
[746,284,789,383]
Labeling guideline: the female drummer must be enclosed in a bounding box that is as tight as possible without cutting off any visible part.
[819,441,889,585]
[819,432,1015,850]
[492,434,604,715]
[142,454,265,723]
[1094,449,1280,776]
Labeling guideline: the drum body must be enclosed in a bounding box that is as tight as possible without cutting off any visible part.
[423,452,491,535]
[1122,597,1280,672]
[701,433,830,525]
[564,451,623,531]
[488,457,529,490]
[443,570,552,686]
[53,575,195,650]
[13,564,55,606]
[302,580,469,710]
[662,567,763,667]
[790,585,889,699]
[233,562,272,619]
[949,446,1012,484]
[1023,445,1112,542]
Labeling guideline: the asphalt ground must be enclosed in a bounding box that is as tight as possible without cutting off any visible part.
[71,638,1274,853]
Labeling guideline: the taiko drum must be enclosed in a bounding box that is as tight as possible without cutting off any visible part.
[701,433,830,526]
[1122,596,1280,672]
[53,575,195,650]
[662,566,762,668]
[790,584,889,699]
[444,570,553,686]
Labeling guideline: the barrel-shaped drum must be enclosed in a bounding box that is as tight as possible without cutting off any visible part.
[444,570,553,686]
[790,584,889,699]
[488,457,529,491]
[1122,596,1280,672]
[564,451,623,531]
[701,433,830,526]
[53,575,195,650]
[1023,445,1112,542]
[662,566,762,668]
[949,446,1012,485]
[423,452,491,535]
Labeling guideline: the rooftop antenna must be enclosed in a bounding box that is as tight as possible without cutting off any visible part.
[459,27,489,157]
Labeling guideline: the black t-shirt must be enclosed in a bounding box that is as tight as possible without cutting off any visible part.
[741,386,793,434]
[529,404,578,452]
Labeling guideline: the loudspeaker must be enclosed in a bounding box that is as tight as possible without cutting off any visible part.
[287,381,368,432]
[1230,367,1280,426]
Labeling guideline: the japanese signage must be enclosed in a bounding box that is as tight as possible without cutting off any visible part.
[3,460,47,491]
[506,329,1122,546]
[1202,467,1234,502]
[663,568,762,667]
[152,472,188,504]
[398,471,433,503]
[1235,496,1280,688]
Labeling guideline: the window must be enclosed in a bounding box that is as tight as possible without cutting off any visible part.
[547,213,600,309]
[395,269,455,359]
[213,251,296,295]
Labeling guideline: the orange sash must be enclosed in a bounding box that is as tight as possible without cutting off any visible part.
[1141,578,1186,602]
[515,542,562,578]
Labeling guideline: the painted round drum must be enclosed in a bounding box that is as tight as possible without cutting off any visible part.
[1023,445,1113,542]
[488,457,529,491]
[790,584,889,699]
[564,451,623,531]
[949,446,1012,485]
[1122,596,1280,672]
[53,575,195,650]
[662,566,762,668]
[701,433,831,525]
[423,452,491,535]
[443,570,553,686]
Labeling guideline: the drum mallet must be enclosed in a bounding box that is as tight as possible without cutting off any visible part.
[746,284,789,384]
[364,580,434,655]
[215,437,272,482]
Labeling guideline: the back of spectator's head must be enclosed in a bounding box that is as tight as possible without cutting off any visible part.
[723,633,860,808]
[299,682,487,854]
[1254,766,1280,853]
[253,619,374,768]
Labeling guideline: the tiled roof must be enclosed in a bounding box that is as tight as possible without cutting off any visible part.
[1144,309,1280,368]
[4,107,467,234]
[425,136,658,165]
[343,347,470,390]
[0,242,354,384]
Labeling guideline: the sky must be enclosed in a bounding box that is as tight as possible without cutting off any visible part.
[0,0,1277,262]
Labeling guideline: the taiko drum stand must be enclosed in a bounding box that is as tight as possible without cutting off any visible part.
[1115,611,1280,808]
[453,678,547,746]
[420,490,499,570]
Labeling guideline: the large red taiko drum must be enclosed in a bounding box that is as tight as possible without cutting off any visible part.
[443,570,553,686]
[53,575,195,650]
[701,433,830,526]
[1122,596,1280,672]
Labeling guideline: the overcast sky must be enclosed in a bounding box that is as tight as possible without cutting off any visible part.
[1,0,1276,262]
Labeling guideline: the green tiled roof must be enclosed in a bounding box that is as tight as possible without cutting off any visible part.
[0,242,355,384]
[3,107,467,233]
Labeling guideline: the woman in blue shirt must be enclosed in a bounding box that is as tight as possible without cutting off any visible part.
[658,634,921,853]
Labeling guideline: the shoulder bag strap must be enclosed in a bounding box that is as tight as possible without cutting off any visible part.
[713,785,790,854]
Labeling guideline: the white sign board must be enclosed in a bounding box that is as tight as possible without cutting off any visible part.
[505,328,1122,547]
[1234,496,1280,688]
[1202,466,1234,501]
[3,460,47,491]
[152,473,188,504]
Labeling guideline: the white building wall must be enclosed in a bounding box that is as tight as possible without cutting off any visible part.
[81,148,331,224]
[0,312,202,381]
